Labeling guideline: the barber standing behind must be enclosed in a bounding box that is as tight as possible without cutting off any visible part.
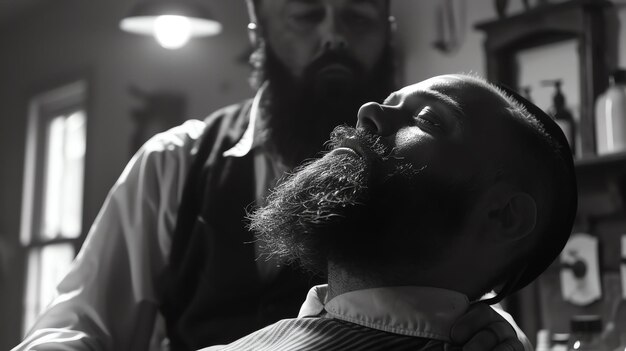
[13,1,531,350]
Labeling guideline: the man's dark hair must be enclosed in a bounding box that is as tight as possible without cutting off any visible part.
[466,76,577,303]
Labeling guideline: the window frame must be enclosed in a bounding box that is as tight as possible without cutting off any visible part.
[21,80,87,247]
[19,79,88,335]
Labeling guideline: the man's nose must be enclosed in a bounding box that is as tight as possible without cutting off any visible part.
[319,13,347,51]
[356,102,403,136]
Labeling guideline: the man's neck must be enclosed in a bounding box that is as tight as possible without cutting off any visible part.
[327,261,477,300]
[327,263,375,301]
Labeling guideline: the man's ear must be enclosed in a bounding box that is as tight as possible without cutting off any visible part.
[248,22,260,47]
[388,16,397,34]
[483,183,537,242]
[245,0,263,47]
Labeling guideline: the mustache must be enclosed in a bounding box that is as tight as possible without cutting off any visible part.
[327,125,390,160]
[304,50,365,78]
[325,125,422,184]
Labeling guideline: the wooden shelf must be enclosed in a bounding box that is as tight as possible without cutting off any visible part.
[575,151,626,173]
[475,0,613,33]
[574,152,626,218]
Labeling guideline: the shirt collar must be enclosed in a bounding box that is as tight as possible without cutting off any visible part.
[298,284,469,342]
[222,81,268,158]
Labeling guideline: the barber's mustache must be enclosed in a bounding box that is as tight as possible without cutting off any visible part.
[305,51,365,77]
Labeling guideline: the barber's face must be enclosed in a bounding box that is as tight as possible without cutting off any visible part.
[258,0,388,79]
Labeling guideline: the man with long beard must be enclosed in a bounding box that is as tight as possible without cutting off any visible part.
[13,1,531,350]
[202,74,577,350]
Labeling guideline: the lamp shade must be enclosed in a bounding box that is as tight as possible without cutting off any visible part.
[120,0,221,48]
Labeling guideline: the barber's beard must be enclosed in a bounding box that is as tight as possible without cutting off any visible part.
[256,46,395,168]
[248,126,473,277]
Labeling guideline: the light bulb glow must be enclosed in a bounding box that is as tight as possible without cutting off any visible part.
[154,15,191,49]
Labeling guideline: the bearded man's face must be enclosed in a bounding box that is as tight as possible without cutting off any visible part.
[250,0,396,167]
[249,126,476,276]
[249,75,511,277]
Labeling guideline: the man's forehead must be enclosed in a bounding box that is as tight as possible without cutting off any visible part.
[397,75,466,94]
[389,75,496,105]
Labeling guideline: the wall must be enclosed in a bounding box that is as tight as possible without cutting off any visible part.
[393,0,491,82]
[393,0,626,83]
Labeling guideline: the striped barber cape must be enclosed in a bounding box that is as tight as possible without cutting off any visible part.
[200,285,471,351]
[200,317,449,351]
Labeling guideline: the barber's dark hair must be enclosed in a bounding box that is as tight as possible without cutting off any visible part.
[247,0,398,92]
[247,0,392,25]
[466,77,577,304]
[251,0,391,6]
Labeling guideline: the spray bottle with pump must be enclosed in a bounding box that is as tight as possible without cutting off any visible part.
[542,79,576,155]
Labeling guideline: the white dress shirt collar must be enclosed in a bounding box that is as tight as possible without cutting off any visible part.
[298,284,470,342]
[222,81,268,158]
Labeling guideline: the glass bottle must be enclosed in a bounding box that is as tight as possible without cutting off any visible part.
[594,69,626,155]
[543,79,576,155]
[603,299,626,351]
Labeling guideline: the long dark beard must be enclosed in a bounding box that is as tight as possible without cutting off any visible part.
[249,126,386,273]
[256,45,396,167]
[248,126,474,277]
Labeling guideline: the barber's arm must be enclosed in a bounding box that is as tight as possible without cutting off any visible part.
[450,302,533,351]
[12,121,205,351]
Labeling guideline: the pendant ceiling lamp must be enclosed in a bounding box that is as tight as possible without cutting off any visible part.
[120,0,222,49]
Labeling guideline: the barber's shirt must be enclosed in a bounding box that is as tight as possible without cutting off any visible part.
[12,85,285,351]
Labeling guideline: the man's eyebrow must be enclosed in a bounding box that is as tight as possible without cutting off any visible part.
[287,0,378,8]
[385,89,465,122]
[414,90,465,123]
[418,90,464,118]
[348,0,379,5]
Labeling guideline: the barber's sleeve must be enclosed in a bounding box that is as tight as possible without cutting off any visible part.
[12,120,205,351]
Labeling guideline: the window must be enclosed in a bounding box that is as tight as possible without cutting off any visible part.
[20,81,87,334]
